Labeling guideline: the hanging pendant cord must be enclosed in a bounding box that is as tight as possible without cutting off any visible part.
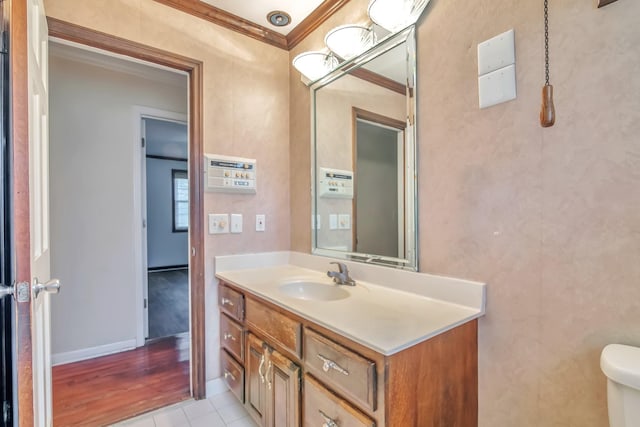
[544,0,550,85]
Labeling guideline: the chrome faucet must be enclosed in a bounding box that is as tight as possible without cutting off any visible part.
[327,262,356,286]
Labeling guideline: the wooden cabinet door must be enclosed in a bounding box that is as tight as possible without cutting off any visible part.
[246,333,268,426]
[266,350,300,427]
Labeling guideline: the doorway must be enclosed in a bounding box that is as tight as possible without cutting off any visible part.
[352,108,406,258]
[48,14,205,406]
[48,40,194,424]
[142,117,190,341]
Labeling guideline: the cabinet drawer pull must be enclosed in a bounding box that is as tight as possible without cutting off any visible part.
[258,354,266,383]
[319,409,339,427]
[317,354,349,376]
[223,332,236,341]
[266,361,273,390]
[223,370,236,382]
[221,297,234,307]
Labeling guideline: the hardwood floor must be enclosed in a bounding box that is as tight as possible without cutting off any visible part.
[53,335,190,426]
[148,268,189,339]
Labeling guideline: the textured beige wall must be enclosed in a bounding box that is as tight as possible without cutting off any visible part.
[290,0,640,425]
[44,0,290,381]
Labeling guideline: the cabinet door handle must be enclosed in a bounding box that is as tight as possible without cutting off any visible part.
[266,361,273,390]
[223,370,236,382]
[258,354,266,384]
[221,297,234,307]
[317,354,349,376]
[319,409,339,427]
[223,332,236,341]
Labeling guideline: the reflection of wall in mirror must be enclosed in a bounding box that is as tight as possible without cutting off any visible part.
[315,74,404,251]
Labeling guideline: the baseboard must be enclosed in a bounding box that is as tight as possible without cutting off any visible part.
[206,378,229,398]
[52,339,137,366]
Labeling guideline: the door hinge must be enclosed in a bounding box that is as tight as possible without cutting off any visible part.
[144,298,147,309]
[142,219,146,228]
[141,137,145,148]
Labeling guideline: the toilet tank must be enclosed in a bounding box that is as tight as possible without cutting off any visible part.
[601,344,640,427]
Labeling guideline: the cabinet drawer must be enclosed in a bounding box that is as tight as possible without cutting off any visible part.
[304,328,377,412]
[220,313,244,362]
[246,298,302,357]
[304,375,375,427]
[219,284,244,321]
[221,350,244,403]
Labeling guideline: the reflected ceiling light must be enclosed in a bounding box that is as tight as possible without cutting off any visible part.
[292,51,339,82]
[325,25,377,61]
[368,0,431,33]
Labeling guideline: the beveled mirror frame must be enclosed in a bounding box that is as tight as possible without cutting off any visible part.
[310,25,418,271]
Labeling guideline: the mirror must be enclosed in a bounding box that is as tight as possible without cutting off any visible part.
[311,26,417,270]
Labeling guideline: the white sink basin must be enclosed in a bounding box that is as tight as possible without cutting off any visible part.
[278,280,350,301]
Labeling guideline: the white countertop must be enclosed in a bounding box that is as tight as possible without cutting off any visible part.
[215,252,486,356]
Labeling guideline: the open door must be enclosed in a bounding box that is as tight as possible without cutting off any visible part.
[27,0,59,425]
[6,0,59,425]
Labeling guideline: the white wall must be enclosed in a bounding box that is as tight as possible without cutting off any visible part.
[49,51,187,359]
[146,157,189,268]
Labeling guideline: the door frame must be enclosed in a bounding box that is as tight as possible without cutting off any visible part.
[135,109,188,346]
[351,107,406,257]
[47,18,206,399]
[10,0,37,423]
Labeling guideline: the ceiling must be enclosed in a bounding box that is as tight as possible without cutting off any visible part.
[200,0,326,36]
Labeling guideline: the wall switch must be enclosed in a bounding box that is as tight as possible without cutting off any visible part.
[230,214,243,233]
[256,214,266,232]
[478,64,517,108]
[478,29,515,76]
[329,214,338,230]
[209,214,229,234]
[338,214,351,230]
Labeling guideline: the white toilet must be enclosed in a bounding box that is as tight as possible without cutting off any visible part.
[601,344,640,427]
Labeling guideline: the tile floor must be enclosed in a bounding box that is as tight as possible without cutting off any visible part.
[112,391,257,427]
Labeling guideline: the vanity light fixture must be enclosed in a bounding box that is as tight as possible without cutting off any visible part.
[325,24,377,61]
[367,0,431,33]
[292,51,340,82]
[292,0,431,84]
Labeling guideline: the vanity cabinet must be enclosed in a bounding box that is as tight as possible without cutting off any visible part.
[218,281,478,427]
[246,332,301,427]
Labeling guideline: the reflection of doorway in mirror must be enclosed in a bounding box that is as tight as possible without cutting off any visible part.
[352,108,406,258]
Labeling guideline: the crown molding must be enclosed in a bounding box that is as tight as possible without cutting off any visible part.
[152,0,352,51]
[153,0,288,50]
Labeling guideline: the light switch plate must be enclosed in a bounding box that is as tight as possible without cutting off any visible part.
[338,214,351,230]
[478,29,515,76]
[230,214,243,233]
[209,213,229,234]
[329,214,338,230]
[478,64,517,109]
[256,214,266,232]
[312,214,321,230]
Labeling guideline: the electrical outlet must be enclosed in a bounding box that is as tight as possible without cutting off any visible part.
[230,214,243,233]
[329,214,338,230]
[209,214,229,234]
[256,214,266,232]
